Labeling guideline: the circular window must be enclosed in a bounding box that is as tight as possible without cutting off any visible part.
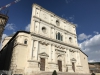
[42,27,46,33]
[56,20,60,26]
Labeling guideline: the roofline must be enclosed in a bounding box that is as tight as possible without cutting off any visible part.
[32,3,76,27]
[79,49,88,57]
[0,30,88,57]
[0,31,30,52]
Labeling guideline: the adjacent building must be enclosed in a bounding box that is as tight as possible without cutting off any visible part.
[89,62,100,73]
[0,4,90,75]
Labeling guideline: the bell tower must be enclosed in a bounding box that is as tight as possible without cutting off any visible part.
[0,13,9,42]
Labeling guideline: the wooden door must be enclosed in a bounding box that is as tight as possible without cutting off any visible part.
[58,60,62,71]
[72,62,75,72]
[40,58,45,71]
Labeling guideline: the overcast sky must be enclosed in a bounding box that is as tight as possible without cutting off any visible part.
[0,0,100,62]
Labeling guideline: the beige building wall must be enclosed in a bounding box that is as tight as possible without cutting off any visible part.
[80,50,90,73]
[30,4,78,48]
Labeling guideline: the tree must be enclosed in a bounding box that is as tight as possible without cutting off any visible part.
[52,70,57,75]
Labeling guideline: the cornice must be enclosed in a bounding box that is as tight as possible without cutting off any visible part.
[31,32,80,50]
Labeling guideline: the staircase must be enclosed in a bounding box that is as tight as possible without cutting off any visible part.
[35,72,91,75]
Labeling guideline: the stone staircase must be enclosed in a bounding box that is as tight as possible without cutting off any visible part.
[35,72,91,75]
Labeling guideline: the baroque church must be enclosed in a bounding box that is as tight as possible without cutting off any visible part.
[0,4,90,75]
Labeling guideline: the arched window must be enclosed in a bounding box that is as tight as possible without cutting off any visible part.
[58,32,60,40]
[56,32,63,41]
[24,39,27,44]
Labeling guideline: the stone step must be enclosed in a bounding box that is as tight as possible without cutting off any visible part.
[35,72,91,75]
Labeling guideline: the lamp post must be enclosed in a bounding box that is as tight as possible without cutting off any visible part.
[0,13,9,42]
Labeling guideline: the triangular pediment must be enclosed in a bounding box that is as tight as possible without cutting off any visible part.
[38,52,49,57]
[71,58,76,62]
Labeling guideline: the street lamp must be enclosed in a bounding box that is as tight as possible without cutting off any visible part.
[0,13,9,42]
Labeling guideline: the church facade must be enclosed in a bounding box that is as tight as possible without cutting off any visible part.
[0,4,90,75]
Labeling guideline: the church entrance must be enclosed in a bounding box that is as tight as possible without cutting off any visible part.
[58,60,62,71]
[40,58,45,71]
[72,62,75,72]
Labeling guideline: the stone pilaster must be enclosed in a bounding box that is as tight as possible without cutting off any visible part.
[34,21,40,33]
[51,44,55,62]
[28,39,34,60]
[48,44,52,62]
[51,27,55,39]
[32,40,39,61]
[77,51,81,66]
[66,49,74,72]
[66,49,71,64]
[30,20,35,33]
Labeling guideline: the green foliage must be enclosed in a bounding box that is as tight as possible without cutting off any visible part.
[52,70,57,75]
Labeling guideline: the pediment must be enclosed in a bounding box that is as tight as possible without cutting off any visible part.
[38,52,49,57]
[71,58,76,62]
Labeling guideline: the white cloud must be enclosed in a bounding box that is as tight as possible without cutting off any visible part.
[13,32,16,34]
[78,33,92,41]
[0,34,8,50]
[88,60,95,62]
[2,34,8,40]
[93,31,99,35]
[25,24,30,31]
[5,23,16,31]
[79,33,100,62]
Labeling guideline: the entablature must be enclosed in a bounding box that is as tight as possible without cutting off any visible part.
[31,33,80,50]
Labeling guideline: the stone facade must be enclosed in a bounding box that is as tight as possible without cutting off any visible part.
[0,4,90,75]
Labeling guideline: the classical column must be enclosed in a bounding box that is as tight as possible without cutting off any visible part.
[76,51,83,73]
[66,49,71,65]
[35,21,40,33]
[51,27,55,39]
[66,49,74,72]
[30,20,35,33]
[65,49,67,64]
[77,51,81,66]
[76,51,79,65]
[48,44,52,62]
[51,44,55,62]
[28,39,34,60]
[33,40,39,61]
